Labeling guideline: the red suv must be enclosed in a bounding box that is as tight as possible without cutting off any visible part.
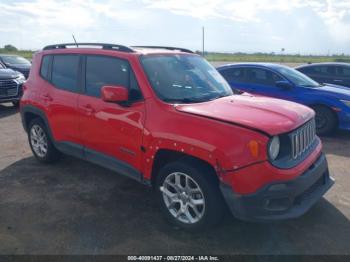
[20,43,334,229]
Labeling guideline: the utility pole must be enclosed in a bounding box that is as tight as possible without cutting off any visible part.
[202,26,205,57]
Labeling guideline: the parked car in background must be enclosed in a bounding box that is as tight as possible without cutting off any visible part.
[296,63,350,88]
[0,61,25,106]
[0,54,31,79]
[217,63,350,135]
[20,43,334,230]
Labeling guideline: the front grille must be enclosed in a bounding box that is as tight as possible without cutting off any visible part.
[290,119,316,159]
[0,79,19,98]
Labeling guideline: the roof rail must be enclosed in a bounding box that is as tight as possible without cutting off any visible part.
[131,46,194,54]
[43,43,135,53]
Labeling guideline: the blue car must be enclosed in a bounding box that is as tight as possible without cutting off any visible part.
[217,63,350,135]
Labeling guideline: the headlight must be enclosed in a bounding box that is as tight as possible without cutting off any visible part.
[268,136,280,161]
[15,73,26,83]
[341,100,350,107]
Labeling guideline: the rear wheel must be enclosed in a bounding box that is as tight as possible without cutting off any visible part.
[312,105,337,136]
[156,160,225,230]
[28,118,61,163]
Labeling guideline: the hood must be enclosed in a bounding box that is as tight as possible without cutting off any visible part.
[175,95,314,136]
[313,84,350,99]
[0,69,21,80]
[7,63,31,70]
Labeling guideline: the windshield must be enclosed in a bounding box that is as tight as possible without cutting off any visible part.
[275,66,320,87]
[141,55,233,103]
[1,55,30,65]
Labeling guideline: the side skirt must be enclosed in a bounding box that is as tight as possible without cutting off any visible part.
[55,141,146,184]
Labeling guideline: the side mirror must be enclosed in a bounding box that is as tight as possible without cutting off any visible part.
[101,85,129,103]
[276,81,292,90]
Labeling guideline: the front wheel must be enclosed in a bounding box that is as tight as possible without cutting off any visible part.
[156,160,225,230]
[312,105,337,136]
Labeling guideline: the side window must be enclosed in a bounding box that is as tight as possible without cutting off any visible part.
[220,68,245,82]
[52,55,80,92]
[336,66,350,77]
[246,68,282,86]
[40,55,50,80]
[299,67,314,74]
[313,66,335,75]
[85,55,142,101]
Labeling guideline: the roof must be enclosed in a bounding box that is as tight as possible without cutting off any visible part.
[296,62,350,69]
[216,62,287,70]
[41,43,195,56]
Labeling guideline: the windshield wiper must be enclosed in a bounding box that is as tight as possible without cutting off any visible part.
[163,98,208,103]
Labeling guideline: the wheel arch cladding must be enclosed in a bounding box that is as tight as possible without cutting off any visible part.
[311,103,339,124]
[149,148,219,187]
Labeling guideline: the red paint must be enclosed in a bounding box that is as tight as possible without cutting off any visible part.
[21,47,322,195]
[101,86,129,102]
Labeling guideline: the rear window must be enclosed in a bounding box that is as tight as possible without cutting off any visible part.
[336,66,350,77]
[52,55,80,92]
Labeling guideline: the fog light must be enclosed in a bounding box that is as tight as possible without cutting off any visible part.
[265,198,291,211]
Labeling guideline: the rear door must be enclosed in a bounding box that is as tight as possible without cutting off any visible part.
[40,54,82,151]
[78,55,145,175]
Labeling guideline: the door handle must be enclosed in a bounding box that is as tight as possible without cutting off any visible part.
[334,79,343,82]
[42,94,53,102]
[82,104,95,114]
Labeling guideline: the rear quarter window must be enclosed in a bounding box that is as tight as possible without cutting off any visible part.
[40,55,50,80]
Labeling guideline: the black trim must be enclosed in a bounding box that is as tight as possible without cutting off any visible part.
[220,153,334,222]
[84,147,142,182]
[43,43,135,53]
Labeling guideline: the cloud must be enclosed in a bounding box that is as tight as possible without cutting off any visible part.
[142,0,350,46]
[0,0,349,53]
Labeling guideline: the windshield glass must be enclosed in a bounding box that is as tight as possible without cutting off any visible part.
[141,55,233,103]
[1,55,30,65]
[275,66,320,87]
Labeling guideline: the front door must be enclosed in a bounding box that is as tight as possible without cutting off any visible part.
[78,55,145,176]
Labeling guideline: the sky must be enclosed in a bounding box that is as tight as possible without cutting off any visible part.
[0,0,350,54]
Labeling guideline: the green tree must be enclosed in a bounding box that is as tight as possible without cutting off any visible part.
[4,45,17,52]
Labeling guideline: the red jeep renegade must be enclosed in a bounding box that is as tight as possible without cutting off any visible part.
[20,43,334,229]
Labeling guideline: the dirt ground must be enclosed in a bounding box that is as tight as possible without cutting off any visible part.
[0,103,349,255]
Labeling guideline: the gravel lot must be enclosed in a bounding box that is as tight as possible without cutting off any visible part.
[0,102,349,255]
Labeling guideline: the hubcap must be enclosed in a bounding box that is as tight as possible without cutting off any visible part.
[30,124,48,158]
[315,114,327,129]
[160,172,205,224]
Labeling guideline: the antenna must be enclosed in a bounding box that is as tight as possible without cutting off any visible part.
[72,35,78,47]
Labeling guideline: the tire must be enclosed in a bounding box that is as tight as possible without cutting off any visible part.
[156,159,225,230]
[12,101,20,107]
[28,118,61,163]
[312,105,337,136]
